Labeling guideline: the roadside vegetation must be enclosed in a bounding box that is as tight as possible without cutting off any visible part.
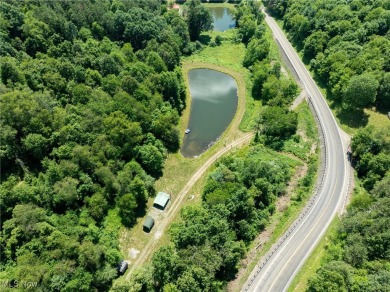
[263,0,390,290]
[301,127,390,291]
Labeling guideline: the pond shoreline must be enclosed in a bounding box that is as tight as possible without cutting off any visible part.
[180,62,247,158]
[181,68,238,157]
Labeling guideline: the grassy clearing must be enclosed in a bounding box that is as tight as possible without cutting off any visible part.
[288,218,341,292]
[366,108,390,129]
[203,2,237,10]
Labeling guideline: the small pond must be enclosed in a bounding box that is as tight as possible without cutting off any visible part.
[181,69,238,157]
[209,6,236,32]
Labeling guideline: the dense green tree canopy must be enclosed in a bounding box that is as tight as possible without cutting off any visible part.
[243,37,270,68]
[259,106,298,150]
[0,0,190,289]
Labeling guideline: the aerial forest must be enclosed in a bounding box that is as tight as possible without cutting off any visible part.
[1,0,389,290]
[0,0,194,289]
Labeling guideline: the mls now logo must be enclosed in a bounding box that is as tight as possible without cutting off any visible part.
[1,280,38,289]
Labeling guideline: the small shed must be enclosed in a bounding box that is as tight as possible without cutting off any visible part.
[143,216,154,233]
[153,192,171,210]
[117,260,128,275]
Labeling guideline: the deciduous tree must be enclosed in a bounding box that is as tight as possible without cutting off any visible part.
[186,0,212,41]
[343,73,379,109]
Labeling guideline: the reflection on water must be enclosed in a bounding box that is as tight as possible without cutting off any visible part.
[209,7,236,32]
[181,69,238,157]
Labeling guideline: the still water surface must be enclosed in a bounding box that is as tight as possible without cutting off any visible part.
[181,69,238,157]
[209,6,236,31]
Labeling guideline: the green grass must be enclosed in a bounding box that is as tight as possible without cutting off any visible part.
[183,32,244,70]
[366,108,390,132]
[203,2,238,10]
[283,139,312,161]
[239,144,303,167]
[296,102,317,141]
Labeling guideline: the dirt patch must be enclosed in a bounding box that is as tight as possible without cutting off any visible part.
[310,141,317,155]
[270,60,288,78]
[277,196,290,212]
[154,231,163,240]
[297,129,308,142]
[280,65,288,78]
[128,248,140,259]
[277,164,308,212]
[290,90,307,111]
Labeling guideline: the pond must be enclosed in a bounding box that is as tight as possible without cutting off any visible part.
[181,69,238,157]
[209,6,236,32]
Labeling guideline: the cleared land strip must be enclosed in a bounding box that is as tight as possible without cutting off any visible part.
[126,132,254,279]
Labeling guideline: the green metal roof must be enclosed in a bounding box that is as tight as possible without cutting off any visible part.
[153,192,170,209]
[143,216,154,230]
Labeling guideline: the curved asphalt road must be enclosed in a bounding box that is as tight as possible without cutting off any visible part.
[243,11,350,292]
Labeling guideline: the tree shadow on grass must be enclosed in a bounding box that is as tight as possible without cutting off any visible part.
[198,34,211,45]
[336,107,369,129]
[375,103,390,115]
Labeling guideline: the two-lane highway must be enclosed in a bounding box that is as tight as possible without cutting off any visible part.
[243,10,350,292]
